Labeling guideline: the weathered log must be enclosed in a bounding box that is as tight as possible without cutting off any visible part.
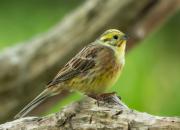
[0,95,179,130]
[0,0,178,122]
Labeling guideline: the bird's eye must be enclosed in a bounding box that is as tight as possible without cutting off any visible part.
[113,35,118,40]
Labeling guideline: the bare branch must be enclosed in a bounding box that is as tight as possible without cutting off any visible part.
[0,96,179,130]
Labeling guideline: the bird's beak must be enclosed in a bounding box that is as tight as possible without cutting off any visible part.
[122,35,128,41]
[117,35,128,47]
[118,35,128,47]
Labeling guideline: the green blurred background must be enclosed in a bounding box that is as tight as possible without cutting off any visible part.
[0,0,179,117]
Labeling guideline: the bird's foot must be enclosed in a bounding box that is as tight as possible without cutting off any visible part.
[88,92,121,106]
[88,92,115,100]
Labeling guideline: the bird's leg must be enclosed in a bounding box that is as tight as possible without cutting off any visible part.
[88,92,117,100]
[97,92,117,100]
[87,93,98,99]
[88,92,116,100]
[87,93,101,106]
[87,92,120,106]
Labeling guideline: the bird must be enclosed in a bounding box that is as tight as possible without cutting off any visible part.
[14,29,128,118]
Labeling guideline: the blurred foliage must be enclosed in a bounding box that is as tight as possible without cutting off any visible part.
[0,0,83,49]
[113,11,180,116]
[0,0,179,117]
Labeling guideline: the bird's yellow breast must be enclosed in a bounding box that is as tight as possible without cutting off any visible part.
[90,51,123,94]
[67,45,124,94]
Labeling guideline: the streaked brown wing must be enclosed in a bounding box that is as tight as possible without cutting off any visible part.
[47,43,103,87]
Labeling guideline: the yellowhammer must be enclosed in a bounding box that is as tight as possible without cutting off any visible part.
[15,29,128,118]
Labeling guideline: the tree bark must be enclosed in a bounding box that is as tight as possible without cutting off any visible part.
[0,0,179,122]
[0,95,180,130]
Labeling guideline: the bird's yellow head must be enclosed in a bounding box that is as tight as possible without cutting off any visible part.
[98,29,128,53]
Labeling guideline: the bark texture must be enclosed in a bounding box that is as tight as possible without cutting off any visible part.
[0,0,179,122]
[0,96,180,130]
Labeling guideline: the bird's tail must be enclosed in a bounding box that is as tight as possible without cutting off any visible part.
[14,88,54,119]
